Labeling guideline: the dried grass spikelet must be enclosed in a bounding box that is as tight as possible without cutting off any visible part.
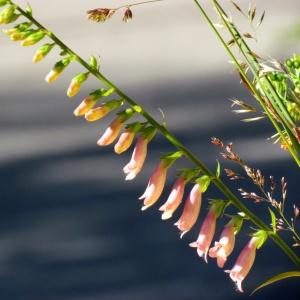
[87,8,116,23]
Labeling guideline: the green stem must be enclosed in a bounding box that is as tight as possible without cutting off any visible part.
[13,3,300,267]
[117,0,165,9]
[192,0,300,166]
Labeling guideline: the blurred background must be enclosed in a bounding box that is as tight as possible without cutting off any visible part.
[0,0,300,299]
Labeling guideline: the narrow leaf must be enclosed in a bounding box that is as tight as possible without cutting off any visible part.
[251,271,300,295]
[216,160,221,178]
[268,208,277,233]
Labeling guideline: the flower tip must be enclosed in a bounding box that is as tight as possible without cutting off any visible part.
[141,205,149,211]
[125,172,136,181]
[189,242,198,248]
[179,231,187,239]
[161,211,172,220]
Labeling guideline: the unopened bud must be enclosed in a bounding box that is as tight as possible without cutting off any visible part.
[20,30,45,46]
[85,99,123,122]
[0,0,9,7]
[0,5,18,24]
[2,22,31,37]
[32,43,55,63]
[67,72,89,98]
[73,94,99,117]
[45,58,72,83]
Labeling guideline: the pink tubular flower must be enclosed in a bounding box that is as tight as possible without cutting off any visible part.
[114,128,135,154]
[174,183,202,238]
[139,161,168,211]
[159,177,186,220]
[226,237,259,293]
[189,207,217,262]
[209,223,235,268]
[123,136,148,180]
[97,116,124,146]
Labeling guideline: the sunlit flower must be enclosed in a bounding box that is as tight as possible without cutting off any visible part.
[97,115,124,146]
[74,95,98,117]
[174,183,202,238]
[139,161,168,211]
[32,43,54,63]
[159,177,186,220]
[67,73,89,98]
[189,206,218,262]
[45,58,71,83]
[84,99,123,121]
[123,136,148,180]
[209,222,235,268]
[226,236,259,292]
[114,128,135,154]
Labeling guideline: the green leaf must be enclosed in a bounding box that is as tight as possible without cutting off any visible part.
[216,160,221,178]
[252,230,268,249]
[268,208,277,233]
[196,175,211,193]
[251,271,300,295]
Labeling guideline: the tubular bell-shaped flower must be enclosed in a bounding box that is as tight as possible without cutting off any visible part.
[174,183,202,238]
[114,122,141,154]
[97,108,134,146]
[226,231,267,292]
[123,126,156,180]
[139,160,168,211]
[190,200,225,262]
[159,177,186,220]
[209,215,243,268]
[138,152,181,211]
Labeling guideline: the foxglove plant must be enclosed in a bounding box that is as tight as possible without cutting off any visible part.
[0,0,299,295]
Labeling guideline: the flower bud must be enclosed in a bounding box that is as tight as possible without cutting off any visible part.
[175,183,202,238]
[114,122,141,154]
[97,109,134,146]
[139,160,168,211]
[67,72,89,98]
[114,129,135,154]
[2,22,32,38]
[32,43,54,63]
[123,136,148,180]
[122,126,156,180]
[0,0,9,7]
[84,99,123,121]
[45,57,72,83]
[20,30,45,46]
[159,177,186,220]
[0,5,18,24]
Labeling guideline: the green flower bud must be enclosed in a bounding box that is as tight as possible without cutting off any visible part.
[20,30,45,46]
[10,29,35,41]
[0,5,18,24]
[67,72,89,98]
[0,0,9,7]
[32,43,54,63]
[2,22,31,36]
[45,57,72,83]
